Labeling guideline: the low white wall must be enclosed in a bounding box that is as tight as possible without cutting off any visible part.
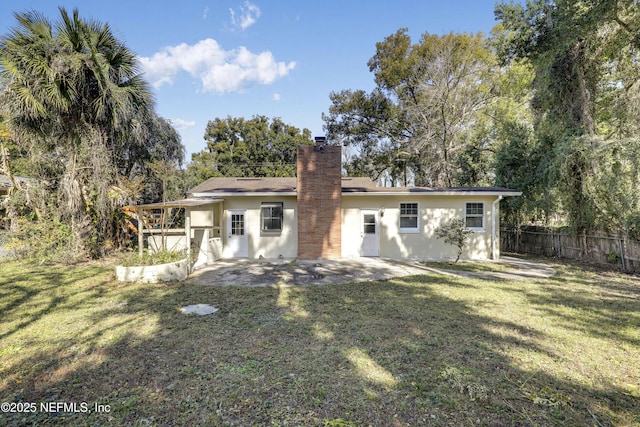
[209,238,222,261]
[115,258,189,283]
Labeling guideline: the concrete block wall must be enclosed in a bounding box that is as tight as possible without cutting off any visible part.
[296,144,342,259]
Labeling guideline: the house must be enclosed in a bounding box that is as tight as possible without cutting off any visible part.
[134,142,521,265]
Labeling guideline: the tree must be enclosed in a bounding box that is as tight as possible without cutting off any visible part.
[188,115,313,182]
[0,119,19,192]
[324,30,497,187]
[495,0,640,235]
[0,8,183,258]
[434,218,474,263]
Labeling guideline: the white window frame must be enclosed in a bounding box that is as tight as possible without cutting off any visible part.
[399,202,420,233]
[465,202,485,231]
[260,202,283,233]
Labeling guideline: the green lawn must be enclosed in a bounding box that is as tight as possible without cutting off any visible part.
[0,258,638,426]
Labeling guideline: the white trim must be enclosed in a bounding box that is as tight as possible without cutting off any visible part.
[399,201,420,233]
[360,209,380,256]
[225,209,249,258]
[193,191,522,198]
[343,191,522,197]
[465,201,485,231]
[260,202,284,233]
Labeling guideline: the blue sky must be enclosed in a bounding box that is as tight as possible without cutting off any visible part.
[1,1,508,160]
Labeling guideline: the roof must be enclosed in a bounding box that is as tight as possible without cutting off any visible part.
[187,176,521,197]
[188,177,297,194]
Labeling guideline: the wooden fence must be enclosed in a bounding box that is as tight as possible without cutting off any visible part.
[500,227,640,272]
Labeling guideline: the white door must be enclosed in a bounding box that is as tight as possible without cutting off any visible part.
[225,210,248,258]
[360,210,379,256]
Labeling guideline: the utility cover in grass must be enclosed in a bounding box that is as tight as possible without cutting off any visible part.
[180,304,219,315]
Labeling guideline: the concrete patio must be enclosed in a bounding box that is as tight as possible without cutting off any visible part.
[186,256,555,287]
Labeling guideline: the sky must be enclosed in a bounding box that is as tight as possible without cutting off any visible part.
[1,0,509,161]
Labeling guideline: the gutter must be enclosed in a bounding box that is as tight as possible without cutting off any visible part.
[342,191,523,197]
[192,190,523,198]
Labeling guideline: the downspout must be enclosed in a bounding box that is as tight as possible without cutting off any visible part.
[492,196,503,260]
[185,207,192,272]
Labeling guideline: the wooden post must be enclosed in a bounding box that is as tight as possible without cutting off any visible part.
[137,207,144,256]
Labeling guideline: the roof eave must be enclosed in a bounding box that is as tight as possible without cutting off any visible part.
[190,190,523,197]
[342,191,523,197]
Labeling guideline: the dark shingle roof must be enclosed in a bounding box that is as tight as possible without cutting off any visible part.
[187,176,520,196]
[188,177,297,194]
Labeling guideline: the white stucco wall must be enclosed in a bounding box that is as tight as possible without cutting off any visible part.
[191,206,213,227]
[341,194,499,260]
[188,193,502,260]
[222,196,298,258]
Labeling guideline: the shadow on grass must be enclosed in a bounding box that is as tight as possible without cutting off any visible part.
[0,265,111,341]
[0,260,638,426]
[512,262,640,347]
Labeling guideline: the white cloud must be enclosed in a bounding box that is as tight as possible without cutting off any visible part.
[139,38,296,94]
[272,92,281,101]
[229,1,261,31]
[171,118,196,130]
[203,6,209,19]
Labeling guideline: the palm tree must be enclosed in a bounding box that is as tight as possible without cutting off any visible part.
[0,7,158,257]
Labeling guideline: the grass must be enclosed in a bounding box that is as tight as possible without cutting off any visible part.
[422,260,515,274]
[115,249,188,266]
[0,258,638,426]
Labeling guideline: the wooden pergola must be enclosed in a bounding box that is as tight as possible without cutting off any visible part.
[131,198,223,259]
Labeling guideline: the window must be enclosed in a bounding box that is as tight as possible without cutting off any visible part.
[261,202,283,232]
[231,213,245,235]
[363,213,376,234]
[465,202,484,230]
[399,202,419,232]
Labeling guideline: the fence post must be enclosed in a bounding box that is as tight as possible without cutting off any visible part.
[619,238,626,271]
[557,233,562,258]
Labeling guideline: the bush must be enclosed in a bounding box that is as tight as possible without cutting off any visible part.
[434,218,474,263]
[607,251,621,264]
[5,216,84,264]
[116,249,187,267]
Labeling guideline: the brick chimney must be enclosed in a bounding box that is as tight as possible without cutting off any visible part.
[296,139,342,259]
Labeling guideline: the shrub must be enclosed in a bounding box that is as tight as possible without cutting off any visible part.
[607,251,621,264]
[116,249,187,267]
[434,218,474,263]
[5,216,84,264]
